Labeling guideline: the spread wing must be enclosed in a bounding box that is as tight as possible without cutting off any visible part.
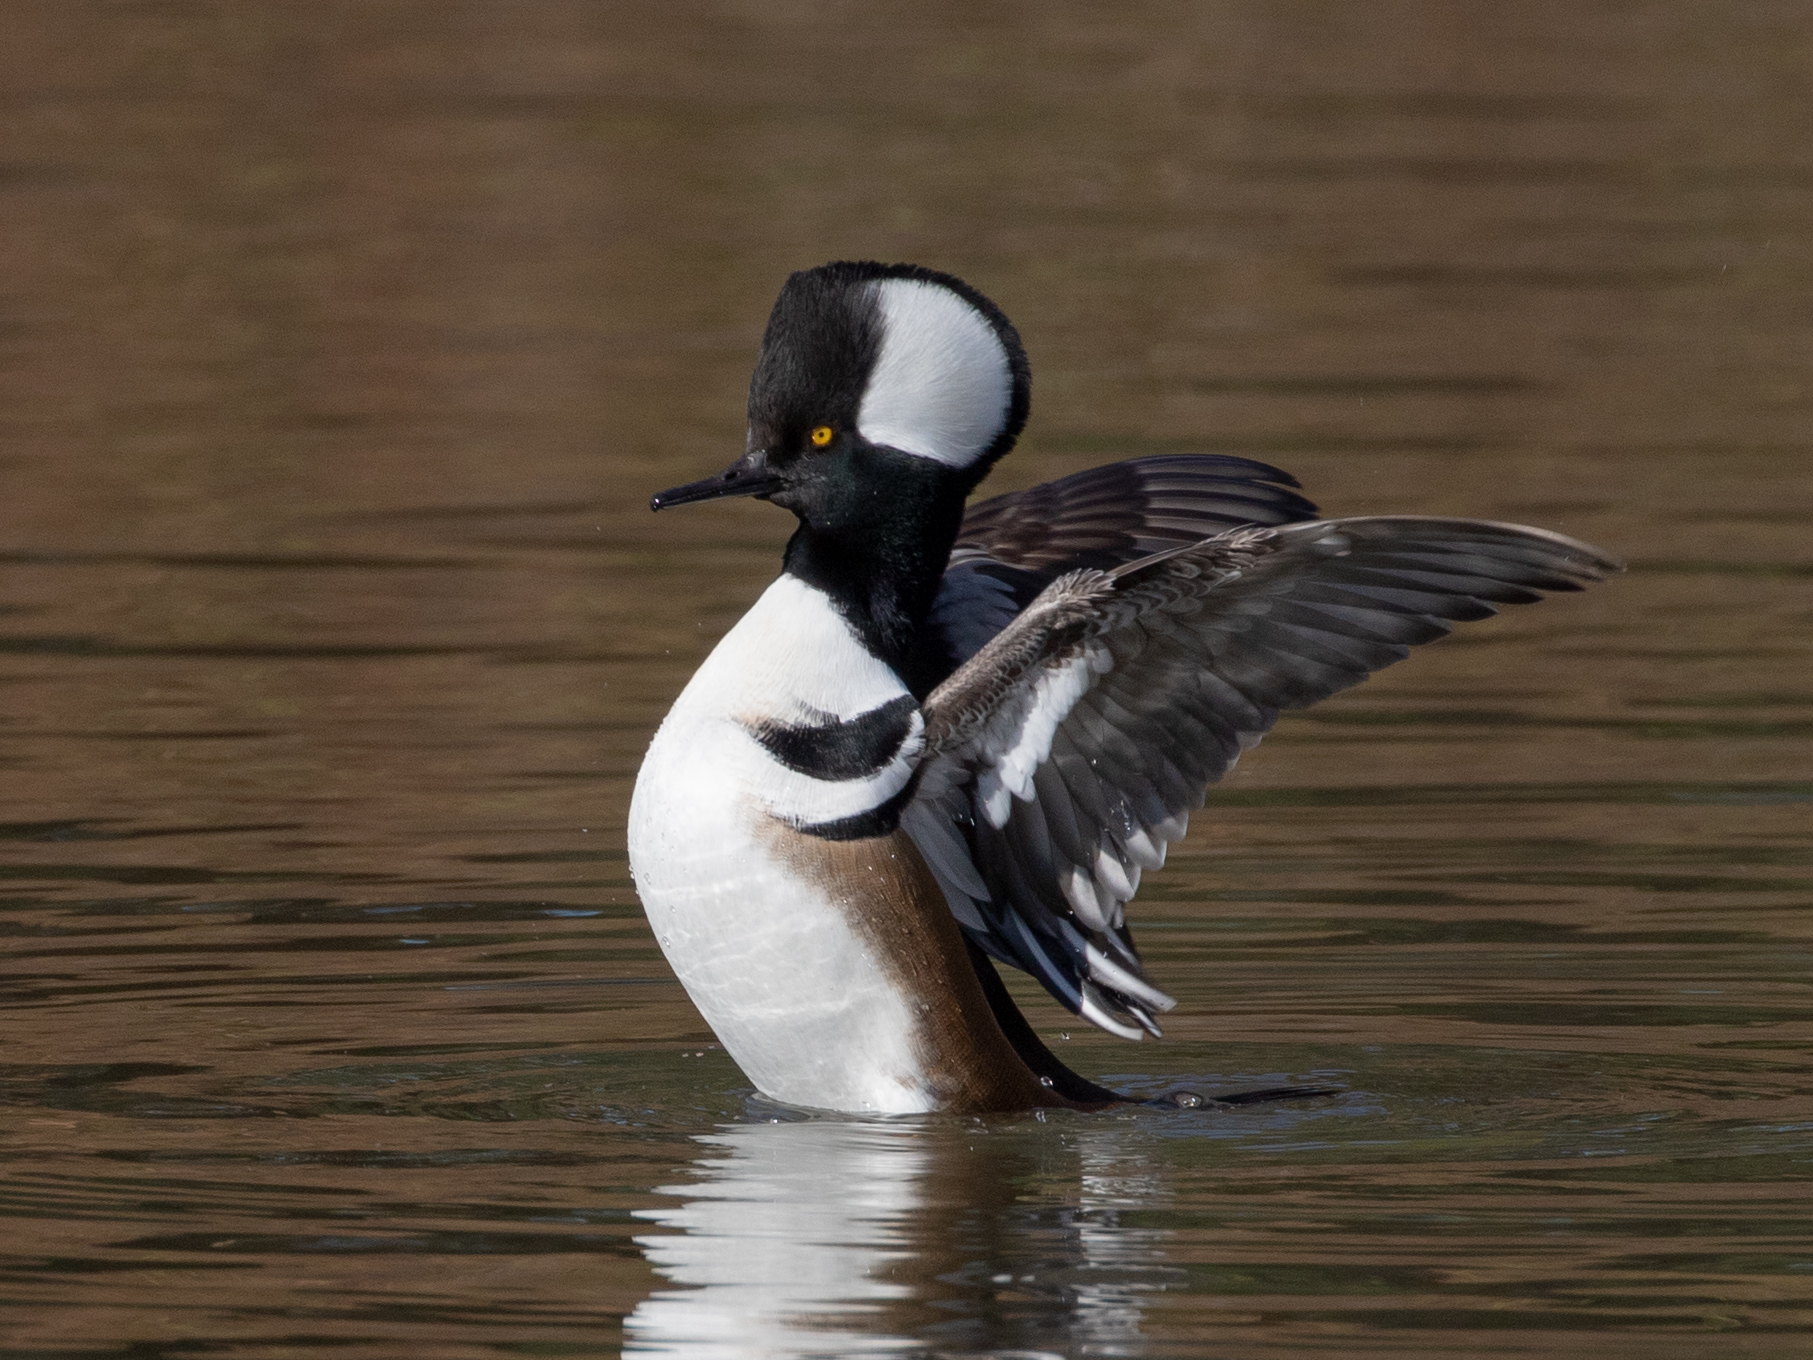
[902,517,1620,1039]
[928,455,1320,673]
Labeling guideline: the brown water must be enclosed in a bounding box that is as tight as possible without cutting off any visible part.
[4,3,1812,1356]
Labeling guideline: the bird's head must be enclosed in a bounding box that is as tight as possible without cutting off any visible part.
[651,261,1031,530]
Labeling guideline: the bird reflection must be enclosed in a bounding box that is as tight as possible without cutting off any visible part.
[623,1112,1177,1357]
[626,1117,927,1356]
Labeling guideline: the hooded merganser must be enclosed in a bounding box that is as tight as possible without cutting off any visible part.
[627,261,1617,1115]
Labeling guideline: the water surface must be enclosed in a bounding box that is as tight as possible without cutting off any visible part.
[3,3,1811,1356]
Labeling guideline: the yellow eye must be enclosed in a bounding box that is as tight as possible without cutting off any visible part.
[809,425,835,448]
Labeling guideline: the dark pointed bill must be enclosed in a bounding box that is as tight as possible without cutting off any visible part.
[650,449,781,512]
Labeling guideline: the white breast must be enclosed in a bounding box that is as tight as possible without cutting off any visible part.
[627,574,939,1114]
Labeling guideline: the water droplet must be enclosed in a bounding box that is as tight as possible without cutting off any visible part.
[1038,1075,1054,1088]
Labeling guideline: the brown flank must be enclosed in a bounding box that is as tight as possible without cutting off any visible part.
[761,820,1095,1113]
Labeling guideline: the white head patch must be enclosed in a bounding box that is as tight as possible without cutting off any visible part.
[857,278,1013,469]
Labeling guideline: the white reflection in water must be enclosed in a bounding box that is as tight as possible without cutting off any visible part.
[1071,1132,1177,1352]
[625,1119,926,1356]
[624,1116,1175,1359]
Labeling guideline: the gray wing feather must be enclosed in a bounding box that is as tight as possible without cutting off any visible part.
[930,455,1321,674]
[906,516,1620,1039]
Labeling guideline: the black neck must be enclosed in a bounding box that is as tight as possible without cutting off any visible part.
[782,508,962,687]
[780,453,968,691]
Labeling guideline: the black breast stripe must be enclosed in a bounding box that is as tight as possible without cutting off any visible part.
[747,695,920,781]
[795,770,925,842]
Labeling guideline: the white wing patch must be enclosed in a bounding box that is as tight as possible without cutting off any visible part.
[973,642,1112,829]
[858,278,1012,469]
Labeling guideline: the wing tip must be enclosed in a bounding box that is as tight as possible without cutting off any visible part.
[1277,516,1624,594]
[1079,989,1146,1040]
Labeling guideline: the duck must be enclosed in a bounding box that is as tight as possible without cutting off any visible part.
[626,261,1617,1116]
